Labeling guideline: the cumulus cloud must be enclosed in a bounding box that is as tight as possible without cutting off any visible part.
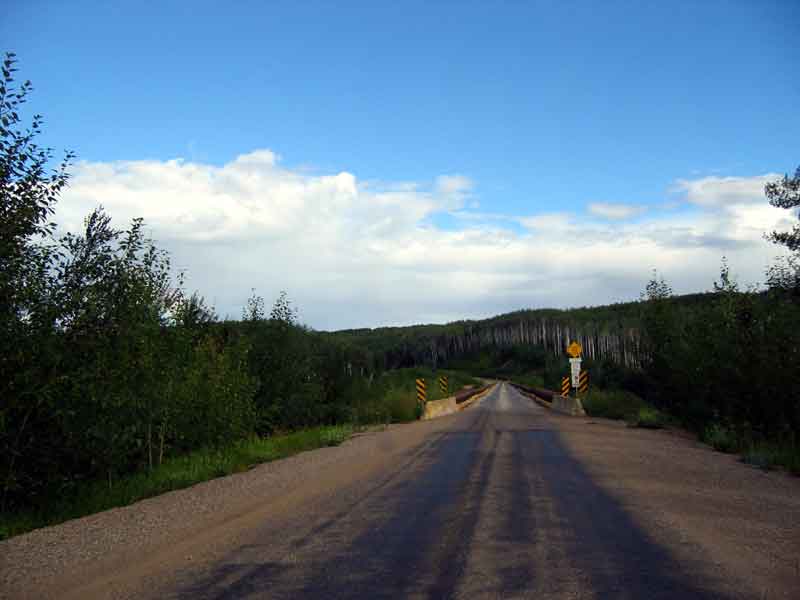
[588,202,647,220]
[55,152,794,329]
[673,174,780,207]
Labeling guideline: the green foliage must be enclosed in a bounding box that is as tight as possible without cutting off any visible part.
[1,52,74,512]
[636,259,800,440]
[701,425,800,474]
[0,55,260,514]
[0,425,352,541]
[765,165,800,251]
[381,388,418,423]
[340,367,480,426]
[242,292,326,434]
[511,372,545,388]
[580,388,649,421]
[627,406,667,429]
[444,345,550,382]
[742,439,800,474]
[701,423,743,454]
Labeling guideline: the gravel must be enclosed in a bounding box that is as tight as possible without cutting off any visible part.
[0,417,458,599]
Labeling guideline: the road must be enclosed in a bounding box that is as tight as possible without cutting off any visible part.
[3,383,799,599]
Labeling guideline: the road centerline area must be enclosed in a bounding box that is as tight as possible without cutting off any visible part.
[162,385,741,599]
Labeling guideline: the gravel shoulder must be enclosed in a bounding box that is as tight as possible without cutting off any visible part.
[550,412,800,599]
[0,417,460,599]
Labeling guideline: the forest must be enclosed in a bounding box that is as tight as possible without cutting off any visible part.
[2,52,799,538]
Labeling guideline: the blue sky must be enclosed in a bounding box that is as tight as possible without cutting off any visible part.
[3,1,799,328]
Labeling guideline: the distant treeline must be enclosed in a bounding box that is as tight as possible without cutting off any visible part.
[326,293,718,372]
[329,268,800,443]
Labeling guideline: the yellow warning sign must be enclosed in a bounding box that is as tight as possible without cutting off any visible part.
[567,341,583,357]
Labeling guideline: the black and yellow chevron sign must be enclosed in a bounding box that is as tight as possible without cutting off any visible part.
[415,378,427,403]
[438,375,448,395]
[578,370,589,393]
[561,376,570,396]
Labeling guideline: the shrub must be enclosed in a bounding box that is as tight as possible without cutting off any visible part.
[580,388,648,420]
[702,423,740,453]
[742,437,800,474]
[383,387,418,423]
[513,373,545,388]
[627,406,666,429]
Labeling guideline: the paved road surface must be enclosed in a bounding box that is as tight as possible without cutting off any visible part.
[5,382,799,599]
[148,384,742,599]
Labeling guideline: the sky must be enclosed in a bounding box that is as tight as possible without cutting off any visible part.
[3,0,799,329]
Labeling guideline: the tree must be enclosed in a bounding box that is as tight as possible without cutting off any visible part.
[270,290,297,324]
[765,165,800,251]
[0,52,73,510]
[242,289,265,322]
[1,52,260,514]
[175,291,217,330]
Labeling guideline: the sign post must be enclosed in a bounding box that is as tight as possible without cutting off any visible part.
[569,358,582,389]
[566,341,583,394]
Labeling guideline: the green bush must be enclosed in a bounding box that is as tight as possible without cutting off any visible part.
[383,387,418,423]
[742,440,800,474]
[627,406,666,429]
[701,423,740,453]
[580,388,648,420]
[512,373,545,388]
[0,425,352,541]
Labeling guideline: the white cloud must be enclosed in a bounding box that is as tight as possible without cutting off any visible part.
[55,153,795,329]
[673,174,780,207]
[435,174,473,197]
[588,202,647,220]
[519,213,573,231]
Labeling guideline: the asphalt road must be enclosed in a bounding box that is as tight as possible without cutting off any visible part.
[163,383,735,599]
[9,382,797,600]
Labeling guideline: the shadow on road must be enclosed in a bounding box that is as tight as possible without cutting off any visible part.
[175,398,737,600]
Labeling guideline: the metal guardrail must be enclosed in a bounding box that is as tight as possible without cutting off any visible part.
[454,384,492,404]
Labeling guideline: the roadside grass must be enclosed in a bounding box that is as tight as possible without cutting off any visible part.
[701,423,740,453]
[574,388,667,429]
[510,380,668,429]
[701,425,800,474]
[580,388,647,420]
[383,386,420,422]
[626,406,668,429]
[0,424,352,541]
[742,441,800,474]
